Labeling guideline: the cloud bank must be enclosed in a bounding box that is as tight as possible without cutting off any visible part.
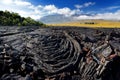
[0,0,79,19]
[0,0,120,20]
[74,10,120,20]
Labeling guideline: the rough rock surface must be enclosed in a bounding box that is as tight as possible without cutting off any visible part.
[0,26,120,80]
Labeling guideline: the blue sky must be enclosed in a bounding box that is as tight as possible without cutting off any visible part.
[37,0,120,13]
[29,0,120,12]
[0,0,120,20]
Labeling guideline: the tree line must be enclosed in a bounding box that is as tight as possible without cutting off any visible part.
[0,10,45,26]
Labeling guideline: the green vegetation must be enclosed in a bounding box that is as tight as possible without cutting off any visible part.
[0,10,45,26]
[84,22,96,24]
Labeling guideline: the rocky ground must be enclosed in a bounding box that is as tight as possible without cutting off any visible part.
[0,26,120,80]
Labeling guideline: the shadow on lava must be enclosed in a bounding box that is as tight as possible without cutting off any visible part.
[102,56,120,80]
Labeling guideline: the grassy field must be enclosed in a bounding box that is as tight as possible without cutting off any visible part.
[48,20,120,28]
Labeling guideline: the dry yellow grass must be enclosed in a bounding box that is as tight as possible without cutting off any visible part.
[48,20,120,28]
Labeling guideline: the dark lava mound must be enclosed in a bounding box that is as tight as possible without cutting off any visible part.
[0,26,120,80]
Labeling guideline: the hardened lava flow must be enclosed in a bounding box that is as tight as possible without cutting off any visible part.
[0,26,120,80]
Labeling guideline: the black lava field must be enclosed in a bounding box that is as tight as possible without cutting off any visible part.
[0,26,120,80]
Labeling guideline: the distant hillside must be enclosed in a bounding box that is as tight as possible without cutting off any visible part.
[40,14,75,24]
[0,10,45,26]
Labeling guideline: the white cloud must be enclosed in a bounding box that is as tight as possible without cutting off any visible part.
[75,2,95,9]
[105,6,120,10]
[1,0,13,5]
[84,2,95,7]
[14,0,32,6]
[74,10,120,20]
[43,5,79,16]
[75,4,83,9]
[56,8,76,16]
[95,11,120,20]
[44,5,57,11]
